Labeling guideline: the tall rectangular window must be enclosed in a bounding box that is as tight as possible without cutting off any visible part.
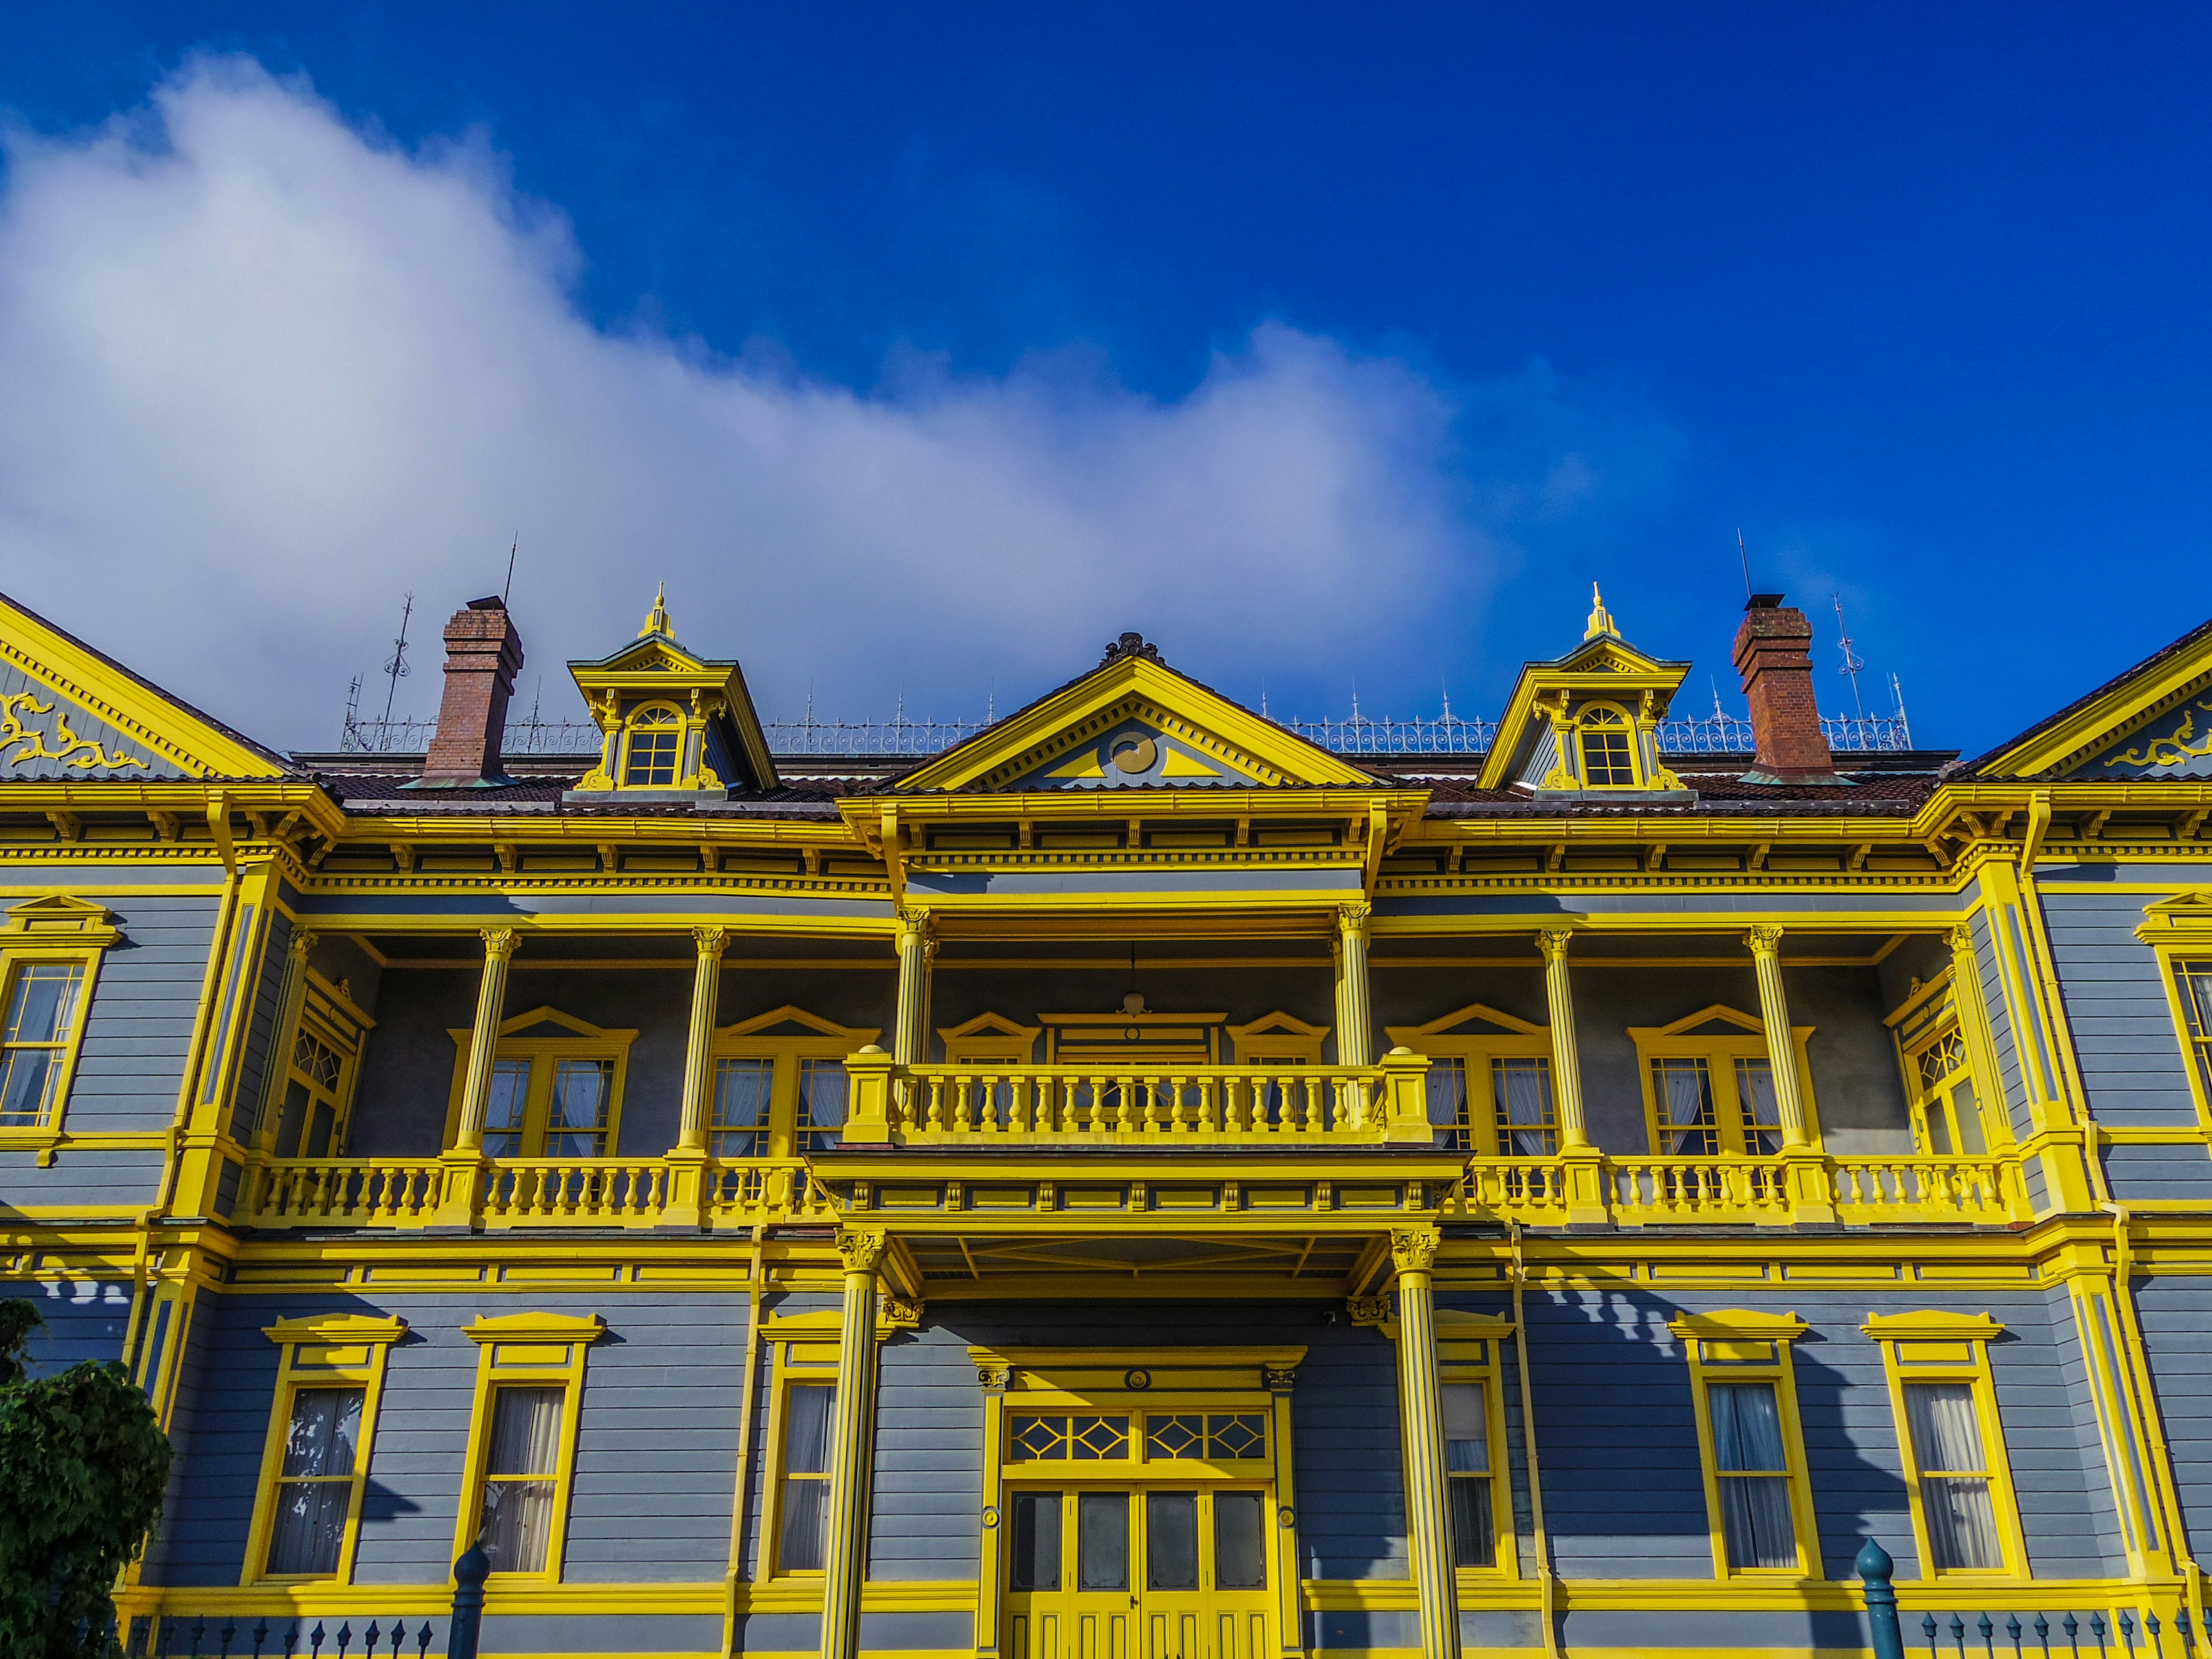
[1008,1490,1061,1590]
[2176,962,2212,1101]
[1490,1058,1558,1156]
[264,1387,364,1577]
[1732,1059,1784,1155]
[796,1059,847,1151]
[1652,1058,1719,1155]
[0,961,84,1128]
[711,1058,774,1157]
[478,1385,566,1574]
[482,1060,533,1158]
[1442,1381,1496,1567]
[543,1059,614,1157]
[1904,1383,2003,1570]
[1707,1381,1798,1570]
[777,1382,834,1572]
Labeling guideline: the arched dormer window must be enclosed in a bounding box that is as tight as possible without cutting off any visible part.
[622,704,683,786]
[1578,704,1638,787]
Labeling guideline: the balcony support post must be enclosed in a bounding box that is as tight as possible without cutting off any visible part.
[1390,1229,1462,1659]
[438,926,516,1227]
[820,1228,887,1659]
[893,906,934,1067]
[1334,903,1373,1066]
[1537,927,1609,1224]
[1381,1046,1433,1143]
[1744,925,1835,1222]
[665,926,728,1229]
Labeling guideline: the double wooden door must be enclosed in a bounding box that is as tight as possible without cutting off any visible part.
[1003,1484,1274,1659]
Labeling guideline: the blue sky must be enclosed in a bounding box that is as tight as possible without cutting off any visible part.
[0,5,2206,752]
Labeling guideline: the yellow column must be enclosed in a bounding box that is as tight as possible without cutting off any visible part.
[1391,1229,1461,1659]
[1744,926,1835,1223]
[893,906,933,1066]
[677,926,728,1152]
[1537,928,1609,1225]
[453,927,518,1152]
[1335,902,1373,1067]
[821,1228,887,1659]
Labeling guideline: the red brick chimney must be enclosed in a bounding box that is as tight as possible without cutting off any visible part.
[417,596,524,787]
[1732,593,1848,786]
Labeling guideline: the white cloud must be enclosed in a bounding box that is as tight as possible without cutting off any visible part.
[0,58,1665,747]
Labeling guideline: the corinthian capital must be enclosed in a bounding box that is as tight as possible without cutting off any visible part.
[480,926,520,962]
[1388,1228,1440,1275]
[1536,927,1574,965]
[835,1228,889,1274]
[692,925,729,959]
[1743,925,1785,957]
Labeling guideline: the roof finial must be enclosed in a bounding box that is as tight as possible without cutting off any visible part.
[640,584,671,639]
[1584,581,1620,641]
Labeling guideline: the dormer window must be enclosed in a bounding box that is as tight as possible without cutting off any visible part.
[1578,705,1637,786]
[622,705,682,786]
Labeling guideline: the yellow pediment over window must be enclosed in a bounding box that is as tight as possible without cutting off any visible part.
[894,633,1372,794]
[0,590,293,782]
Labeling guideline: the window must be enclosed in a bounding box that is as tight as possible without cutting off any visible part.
[1443,1381,1496,1567]
[1864,1311,2021,1578]
[2177,960,2212,1104]
[1427,1311,1515,1578]
[1385,1003,1556,1157]
[248,1315,404,1585]
[777,1382,834,1571]
[1578,704,1638,786]
[457,1313,601,1582]
[1673,1312,1815,1578]
[1634,1008,1816,1157]
[622,704,682,786]
[710,1007,880,1161]
[1889,975,1991,1157]
[444,1009,635,1158]
[0,961,85,1128]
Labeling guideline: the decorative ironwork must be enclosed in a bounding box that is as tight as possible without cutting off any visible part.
[1007,1414,1130,1462]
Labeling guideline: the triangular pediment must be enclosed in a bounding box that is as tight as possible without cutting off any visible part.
[719,1004,878,1043]
[0,591,293,783]
[581,634,711,677]
[1387,1001,1548,1042]
[894,641,1372,794]
[1966,616,2212,779]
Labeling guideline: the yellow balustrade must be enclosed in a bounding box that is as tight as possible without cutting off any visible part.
[1827,1154,2021,1224]
[1611,1156,1794,1224]
[241,1157,445,1225]
[881,1062,1401,1144]
[236,1156,824,1230]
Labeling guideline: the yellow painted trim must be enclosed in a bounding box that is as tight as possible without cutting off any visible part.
[1633,1016,1822,1154]
[452,1313,602,1582]
[442,1010,638,1155]
[1867,1316,2031,1580]
[1860,1311,2006,1342]
[1676,1320,1821,1581]
[242,1315,404,1585]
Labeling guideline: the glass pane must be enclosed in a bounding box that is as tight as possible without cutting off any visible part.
[1491,1058,1557,1155]
[305,1101,336,1159]
[1904,1384,1986,1474]
[1214,1490,1267,1589]
[1653,1059,1717,1154]
[1146,1491,1199,1591]
[281,1387,364,1478]
[484,1060,531,1157]
[784,1384,834,1475]
[1441,1383,1488,1474]
[798,1060,848,1132]
[1719,1475,1798,1570]
[1734,1059,1784,1154]
[1922,1099,1956,1156]
[1923,1475,2003,1571]
[2187,970,2212,1038]
[272,1080,311,1158]
[1708,1382,1787,1473]
[0,1047,59,1127]
[545,1060,613,1156]
[5,963,81,1043]
[1949,1078,1987,1154]
[779,1479,826,1572]
[1009,1491,1061,1591]
[1078,1491,1128,1590]
[1449,1476,1496,1569]
[1431,1058,1470,1148]
[487,1387,564,1477]
[479,1477,557,1574]
[711,1058,774,1157]
[266,1478,353,1577]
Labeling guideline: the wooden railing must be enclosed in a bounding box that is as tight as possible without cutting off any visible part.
[1447,1153,2027,1228]
[236,1156,827,1231]
[842,1051,1437,1146]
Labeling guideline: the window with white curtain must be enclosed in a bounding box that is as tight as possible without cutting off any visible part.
[1490,1058,1558,1156]
[1904,1382,2003,1570]
[1707,1381,1799,1570]
[1442,1381,1496,1567]
[1653,1058,1719,1155]
[264,1387,364,1577]
[777,1381,835,1572]
[478,1386,566,1574]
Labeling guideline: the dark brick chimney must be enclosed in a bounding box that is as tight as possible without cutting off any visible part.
[418,596,524,787]
[1732,594,1847,786]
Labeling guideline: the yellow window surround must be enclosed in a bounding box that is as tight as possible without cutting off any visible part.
[1225,1010,1331,1066]
[443,1007,637,1158]
[1669,1310,1820,1580]
[1885,975,1995,1158]
[2138,895,2212,1130]
[1633,1006,1819,1156]
[759,1309,912,1580]
[260,969,373,1161]
[713,1006,880,1160]
[939,1011,1043,1066]
[453,1313,604,1583]
[1369,1309,1520,1579]
[1387,1003,1556,1157]
[1861,1312,2026,1580]
[243,1314,407,1587]
[0,895,120,1152]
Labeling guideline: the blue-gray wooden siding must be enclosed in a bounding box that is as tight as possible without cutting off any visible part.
[0,1275,132,1372]
[2127,1277,2212,1563]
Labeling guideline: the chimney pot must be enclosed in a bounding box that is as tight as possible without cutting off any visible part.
[1731,594,1847,786]
[418,597,524,786]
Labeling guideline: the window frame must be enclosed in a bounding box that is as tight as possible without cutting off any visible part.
[618,700,689,789]
[454,1312,603,1583]
[711,1006,880,1160]
[1388,1003,1556,1157]
[1225,1011,1332,1067]
[261,971,372,1160]
[1429,1310,1520,1581]
[1887,974,1995,1157]
[1573,700,1642,789]
[1671,1310,1819,1580]
[442,1007,638,1158]
[760,1306,914,1580]
[244,1313,406,1586]
[1862,1311,2025,1580]
[1632,1006,1820,1156]
[0,895,119,1150]
[2152,943,2212,1130]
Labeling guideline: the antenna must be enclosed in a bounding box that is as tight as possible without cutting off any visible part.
[342,675,362,748]
[987,679,996,725]
[1710,676,1727,721]
[378,592,416,746]
[503,535,519,604]
[1737,529,1753,600]
[1260,679,1269,719]
[1832,593,1867,718]
[1890,672,1912,747]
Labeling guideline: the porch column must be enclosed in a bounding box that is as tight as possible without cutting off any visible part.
[1335,902,1374,1066]
[1537,927,1609,1225]
[676,926,728,1152]
[452,927,518,1152]
[821,1228,887,1659]
[1742,927,1808,1148]
[1391,1228,1461,1659]
[249,927,318,1149]
[893,906,934,1066]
